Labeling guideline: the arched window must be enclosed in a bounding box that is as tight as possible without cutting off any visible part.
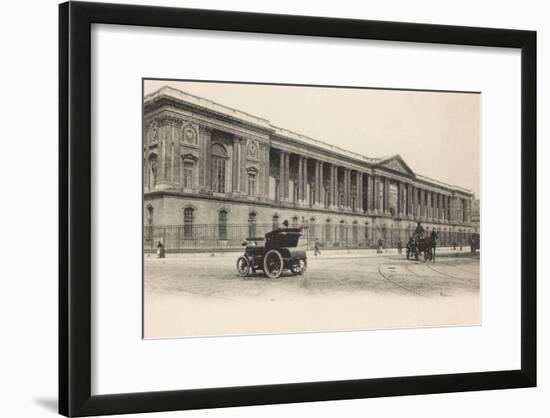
[352,221,358,243]
[218,210,228,240]
[325,219,332,243]
[272,214,279,230]
[339,220,346,243]
[309,217,316,238]
[211,143,227,193]
[292,216,298,228]
[183,207,194,239]
[248,212,257,237]
[148,154,158,189]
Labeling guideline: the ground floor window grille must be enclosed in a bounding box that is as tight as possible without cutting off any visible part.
[183,207,194,239]
[218,210,228,240]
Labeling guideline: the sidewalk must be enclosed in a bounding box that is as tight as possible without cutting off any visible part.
[156,246,476,259]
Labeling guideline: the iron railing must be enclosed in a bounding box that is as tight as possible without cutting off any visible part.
[144,223,476,252]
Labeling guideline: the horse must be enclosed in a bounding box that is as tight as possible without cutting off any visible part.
[406,231,437,262]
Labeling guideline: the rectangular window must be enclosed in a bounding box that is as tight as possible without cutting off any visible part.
[212,158,226,193]
[248,173,256,196]
[183,162,193,189]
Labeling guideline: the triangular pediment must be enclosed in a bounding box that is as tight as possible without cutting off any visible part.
[377,155,415,177]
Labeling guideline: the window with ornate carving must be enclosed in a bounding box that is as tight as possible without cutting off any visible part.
[211,143,227,193]
[182,160,194,189]
[183,207,194,239]
[218,210,228,240]
[247,171,256,196]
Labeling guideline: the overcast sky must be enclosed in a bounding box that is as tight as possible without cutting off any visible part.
[144,80,480,198]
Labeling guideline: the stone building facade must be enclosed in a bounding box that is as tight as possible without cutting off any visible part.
[144,87,475,250]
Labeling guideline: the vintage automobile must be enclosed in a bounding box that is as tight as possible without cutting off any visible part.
[236,228,307,278]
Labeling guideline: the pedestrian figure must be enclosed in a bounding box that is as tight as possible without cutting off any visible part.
[313,238,321,256]
[156,240,165,259]
[452,241,457,250]
[397,239,403,255]
[459,240,463,251]
[377,239,383,254]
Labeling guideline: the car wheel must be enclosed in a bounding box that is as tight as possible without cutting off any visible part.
[236,256,250,277]
[264,250,283,279]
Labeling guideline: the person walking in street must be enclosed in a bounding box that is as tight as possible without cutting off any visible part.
[313,238,321,256]
[397,239,403,255]
[377,239,383,254]
[156,240,165,258]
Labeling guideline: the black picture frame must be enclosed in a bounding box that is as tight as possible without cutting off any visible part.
[59,1,537,416]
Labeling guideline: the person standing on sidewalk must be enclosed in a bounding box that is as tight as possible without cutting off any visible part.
[397,239,403,255]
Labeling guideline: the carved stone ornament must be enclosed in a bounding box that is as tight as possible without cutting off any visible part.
[247,141,259,159]
[149,122,158,144]
[182,124,197,144]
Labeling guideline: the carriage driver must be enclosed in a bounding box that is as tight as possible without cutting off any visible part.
[414,222,426,240]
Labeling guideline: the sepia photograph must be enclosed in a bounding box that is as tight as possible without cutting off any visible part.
[142,79,481,339]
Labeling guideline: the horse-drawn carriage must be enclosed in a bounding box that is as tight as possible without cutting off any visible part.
[470,233,480,254]
[236,228,307,278]
[406,232,437,262]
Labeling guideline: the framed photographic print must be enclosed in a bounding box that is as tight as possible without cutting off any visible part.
[59,1,536,416]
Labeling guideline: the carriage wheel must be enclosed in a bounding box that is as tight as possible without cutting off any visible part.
[290,259,307,275]
[264,250,283,279]
[236,256,250,277]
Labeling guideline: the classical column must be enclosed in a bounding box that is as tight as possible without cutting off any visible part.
[373,175,379,213]
[297,156,303,203]
[232,137,240,193]
[419,189,424,219]
[383,177,390,215]
[407,184,414,217]
[356,171,363,212]
[278,150,285,201]
[263,144,270,198]
[319,162,325,206]
[302,158,308,204]
[397,182,403,216]
[330,165,337,208]
[284,152,290,201]
[465,198,472,223]
[313,161,320,206]
[199,126,212,189]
